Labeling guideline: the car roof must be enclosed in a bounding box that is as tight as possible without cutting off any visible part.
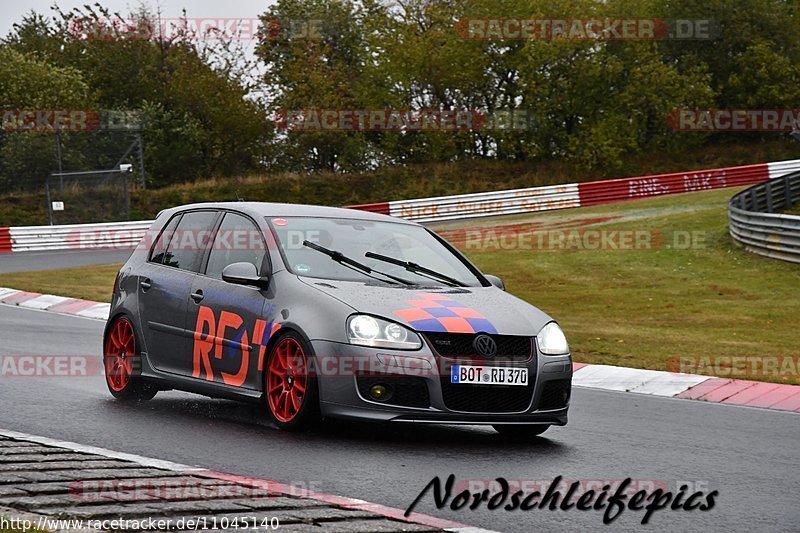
[159,201,417,226]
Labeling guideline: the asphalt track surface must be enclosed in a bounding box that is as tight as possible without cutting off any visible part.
[1,304,798,532]
[0,249,132,274]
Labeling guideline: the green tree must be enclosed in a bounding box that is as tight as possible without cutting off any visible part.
[0,46,92,191]
[656,0,800,109]
[4,5,271,187]
[257,0,392,172]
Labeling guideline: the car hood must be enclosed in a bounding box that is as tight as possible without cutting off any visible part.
[299,278,553,336]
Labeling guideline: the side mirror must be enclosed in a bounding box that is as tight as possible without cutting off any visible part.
[222,262,269,289]
[484,274,505,291]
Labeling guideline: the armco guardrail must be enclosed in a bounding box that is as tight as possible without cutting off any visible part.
[728,170,800,264]
[3,220,152,253]
[2,158,800,253]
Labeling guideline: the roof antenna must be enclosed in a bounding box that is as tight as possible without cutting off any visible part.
[235,190,245,202]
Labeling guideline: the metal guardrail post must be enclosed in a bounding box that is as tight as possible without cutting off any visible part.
[45,180,53,226]
[765,181,773,212]
[137,131,146,189]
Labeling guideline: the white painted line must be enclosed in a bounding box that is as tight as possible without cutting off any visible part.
[630,372,711,397]
[75,303,111,320]
[570,363,609,380]
[571,365,664,392]
[19,294,70,310]
[0,428,202,472]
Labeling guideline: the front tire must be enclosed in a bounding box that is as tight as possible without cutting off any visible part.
[104,316,157,402]
[493,424,550,439]
[264,332,320,431]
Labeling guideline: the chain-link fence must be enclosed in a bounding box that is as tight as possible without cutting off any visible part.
[0,110,145,225]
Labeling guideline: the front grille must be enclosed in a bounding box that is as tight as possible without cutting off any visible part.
[423,333,533,361]
[538,379,571,410]
[356,376,430,408]
[438,359,534,413]
[439,376,534,413]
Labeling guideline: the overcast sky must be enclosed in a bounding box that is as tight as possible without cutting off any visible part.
[1,0,274,38]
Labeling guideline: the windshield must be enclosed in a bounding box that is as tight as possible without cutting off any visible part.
[268,217,483,287]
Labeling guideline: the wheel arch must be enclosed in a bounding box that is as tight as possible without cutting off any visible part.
[103,311,134,352]
[258,323,316,395]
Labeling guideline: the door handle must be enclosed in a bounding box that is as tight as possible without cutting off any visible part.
[190,290,204,303]
[140,278,152,291]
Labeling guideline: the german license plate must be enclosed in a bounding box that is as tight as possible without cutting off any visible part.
[450,365,528,386]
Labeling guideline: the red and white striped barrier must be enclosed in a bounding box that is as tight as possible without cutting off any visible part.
[2,159,799,253]
[351,158,800,222]
[0,227,10,253]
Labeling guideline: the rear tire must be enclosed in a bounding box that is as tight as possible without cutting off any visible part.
[264,332,320,431]
[493,424,550,439]
[104,316,157,402]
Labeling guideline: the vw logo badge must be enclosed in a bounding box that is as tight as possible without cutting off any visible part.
[473,334,498,358]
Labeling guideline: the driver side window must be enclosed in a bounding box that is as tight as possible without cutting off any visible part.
[205,212,266,279]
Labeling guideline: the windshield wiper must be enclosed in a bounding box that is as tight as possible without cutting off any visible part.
[364,251,467,287]
[302,241,414,286]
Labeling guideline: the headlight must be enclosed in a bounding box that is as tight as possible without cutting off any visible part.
[347,315,422,350]
[537,322,569,355]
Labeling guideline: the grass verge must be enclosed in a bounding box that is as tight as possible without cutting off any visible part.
[0,264,120,303]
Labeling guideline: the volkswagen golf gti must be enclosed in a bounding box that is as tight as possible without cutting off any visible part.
[103,202,572,437]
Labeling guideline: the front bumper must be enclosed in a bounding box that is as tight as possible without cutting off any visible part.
[310,339,572,426]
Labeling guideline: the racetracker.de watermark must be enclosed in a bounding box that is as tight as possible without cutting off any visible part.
[0,355,102,377]
[667,109,800,131]
[69,478,324,502]
[1,109,141,132]
[67,17,325,41]
[455,18,715,40]
[69,227,273,251]
[667,356,800,378]
[447,228,706,252]
[274,109,540,132]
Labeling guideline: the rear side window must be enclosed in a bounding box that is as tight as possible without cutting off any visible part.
[149,214,181,265]
[160,211,219,272]
[205,212,267,279]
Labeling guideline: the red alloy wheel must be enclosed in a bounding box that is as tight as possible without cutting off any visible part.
[105,318,135,392]
[267,337,309,423]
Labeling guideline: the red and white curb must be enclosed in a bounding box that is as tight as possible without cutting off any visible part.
[0,288,110,320]
[2,287,798,414]
[572,363,800,413]
[0,428,493,533]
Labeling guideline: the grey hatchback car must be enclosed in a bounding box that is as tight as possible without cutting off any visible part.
[103,202,572,437]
